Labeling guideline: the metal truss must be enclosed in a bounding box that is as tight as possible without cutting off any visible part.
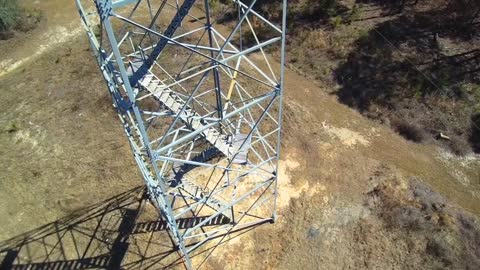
[75,0,287,268]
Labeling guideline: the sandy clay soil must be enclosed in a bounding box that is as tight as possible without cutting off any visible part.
[0,1,480,269]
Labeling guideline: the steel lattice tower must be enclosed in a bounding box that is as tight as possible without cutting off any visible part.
[75,0,287,268]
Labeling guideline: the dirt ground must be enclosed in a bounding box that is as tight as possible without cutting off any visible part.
[0,1,479,269]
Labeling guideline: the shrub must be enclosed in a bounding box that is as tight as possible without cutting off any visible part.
[0,0,21,31]
[0,0,40,36]
[15,7,41,32]
[448,136,472,156]
[5,121,18,133]
[349,4,362,22]
[470,113,480,153]
[392,119,426,143]
[330,16,343,29]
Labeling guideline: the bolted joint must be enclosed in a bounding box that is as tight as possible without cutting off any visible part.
[274,83,282,96]
[112,91,133,113]
[270,214,276,223]
[95,0,113,22]
[151,151,159,161]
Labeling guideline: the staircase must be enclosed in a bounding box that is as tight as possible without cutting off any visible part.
[140,77,232,156]
[129,0,197,86]
[180,179,232,220]
[139,77,233,221]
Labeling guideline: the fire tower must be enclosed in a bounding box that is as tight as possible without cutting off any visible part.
[75,0,287,268]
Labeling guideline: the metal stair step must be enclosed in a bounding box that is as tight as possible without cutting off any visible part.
[141,79,232,157]
[179,179,232,221]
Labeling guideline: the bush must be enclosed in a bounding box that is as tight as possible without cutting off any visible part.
[448,136,472,156]
[0,0,40,39]
[348,4,362,22]
[470,113,480,153]
[330,16,343,29]
[392,119,426,143]
[0,0,20,31]
[5,121,18,133]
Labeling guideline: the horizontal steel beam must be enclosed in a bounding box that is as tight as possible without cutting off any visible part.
[112,0,138,9]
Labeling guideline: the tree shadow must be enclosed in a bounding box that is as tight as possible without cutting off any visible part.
[336,9,480,109]
[470,113,480,153]
[0,186,267,270]
[215,0,350,27]
[334,3,480,151]
[356,0,420,15]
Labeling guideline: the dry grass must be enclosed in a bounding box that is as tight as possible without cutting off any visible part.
[366,176,480,268]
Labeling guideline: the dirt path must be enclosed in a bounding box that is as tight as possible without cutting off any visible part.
[0,1,479,269]
[0,0,80,76]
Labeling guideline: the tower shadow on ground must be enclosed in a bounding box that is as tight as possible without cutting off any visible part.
[0,186,267,270]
